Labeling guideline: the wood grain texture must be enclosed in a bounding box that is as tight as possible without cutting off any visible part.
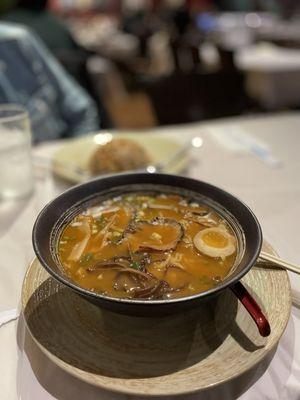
[22,243,291,396]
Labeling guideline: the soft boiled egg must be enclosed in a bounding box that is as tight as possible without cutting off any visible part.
[193,227,236,259]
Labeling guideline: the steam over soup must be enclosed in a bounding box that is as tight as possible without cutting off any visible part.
[58,193,237,300]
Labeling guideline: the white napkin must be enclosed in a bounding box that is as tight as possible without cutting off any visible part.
[207,125,282,168]
[0,308,19,328]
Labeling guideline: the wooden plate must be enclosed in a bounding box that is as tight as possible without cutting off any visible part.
[53,133,188,184]
[22,244,291,397]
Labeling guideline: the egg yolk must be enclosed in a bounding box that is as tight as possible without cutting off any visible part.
[202,231,228,248]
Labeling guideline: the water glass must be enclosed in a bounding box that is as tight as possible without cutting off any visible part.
[0,104,34,200]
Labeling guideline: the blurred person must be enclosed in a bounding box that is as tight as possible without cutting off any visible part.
[1,0,77,55]
[0,0,105,118]
[0,22,99,142]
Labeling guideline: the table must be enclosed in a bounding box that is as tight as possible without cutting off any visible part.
[1,112,299,400]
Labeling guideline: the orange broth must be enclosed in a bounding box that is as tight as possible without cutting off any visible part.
[58,193,237,300]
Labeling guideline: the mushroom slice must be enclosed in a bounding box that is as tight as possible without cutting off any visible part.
[185,211,218,227]
[133,280,170,299]
[186,203,209,216]
[126,218,183,252]
[86,257,130,272]
[113,271,141,292]
[193,227,236,259]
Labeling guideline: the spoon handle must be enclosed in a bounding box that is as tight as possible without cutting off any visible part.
[154,141,191,172]
[259,252,300,275]
[231,282,271,337]
[154,136,202,172]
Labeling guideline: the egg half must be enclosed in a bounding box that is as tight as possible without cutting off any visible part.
[193,227,236,259]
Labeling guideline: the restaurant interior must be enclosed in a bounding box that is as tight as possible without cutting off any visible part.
[0,1,299,399]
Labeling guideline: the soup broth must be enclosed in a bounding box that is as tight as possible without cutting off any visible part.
[58,193,238,300]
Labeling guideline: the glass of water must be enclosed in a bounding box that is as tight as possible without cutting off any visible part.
[0,104,34,200]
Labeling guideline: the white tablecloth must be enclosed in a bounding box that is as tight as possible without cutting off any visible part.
[1,112,299,400]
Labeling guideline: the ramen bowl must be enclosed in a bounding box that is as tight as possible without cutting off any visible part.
[32,173,269,336]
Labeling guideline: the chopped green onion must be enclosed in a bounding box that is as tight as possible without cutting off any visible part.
[80,252,94,264]
[130,261,141,270]
[95,215,107,229]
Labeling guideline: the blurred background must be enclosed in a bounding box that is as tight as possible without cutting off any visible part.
[1,0,300,131]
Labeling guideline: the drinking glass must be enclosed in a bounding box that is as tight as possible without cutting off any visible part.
[0,104,34,200]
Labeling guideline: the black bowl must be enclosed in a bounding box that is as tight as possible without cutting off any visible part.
[32,173,262,316]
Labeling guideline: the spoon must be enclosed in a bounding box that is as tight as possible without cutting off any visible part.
[145,136,203,173]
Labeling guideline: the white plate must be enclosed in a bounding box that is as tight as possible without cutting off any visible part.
[53,132,189,184]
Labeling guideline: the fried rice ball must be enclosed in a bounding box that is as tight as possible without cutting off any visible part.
[88,138,151,174]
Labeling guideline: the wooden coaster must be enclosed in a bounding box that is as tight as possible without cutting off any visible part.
[22,243,291,396]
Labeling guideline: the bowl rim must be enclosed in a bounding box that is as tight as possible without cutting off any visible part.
[32,173,262,306]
